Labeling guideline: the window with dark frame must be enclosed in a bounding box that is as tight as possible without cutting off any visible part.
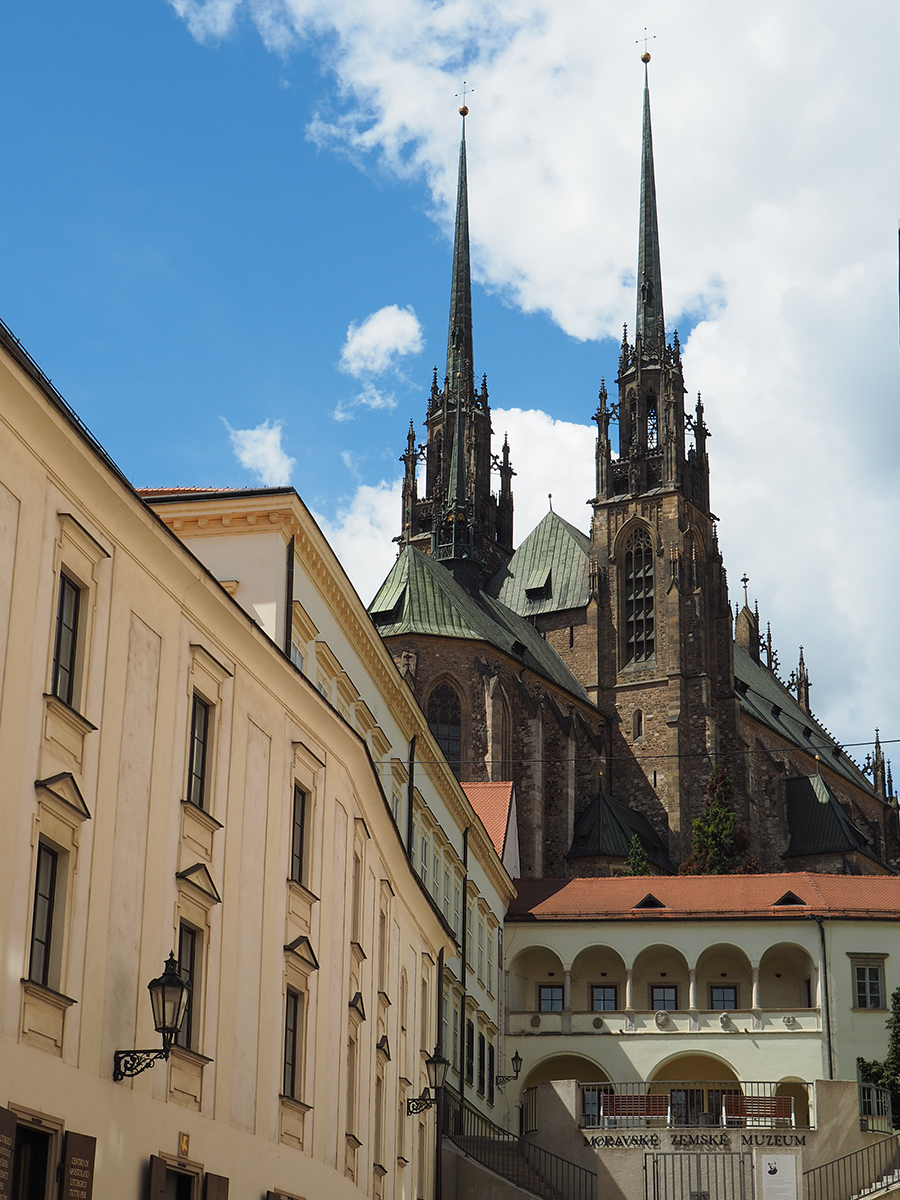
[711,985,738,1010]
[29,842,58,987]
[855,964,885,1009]
[427,683,461,773]
[52,572,80,706]
[539,984,564,1012]
[623,527,655,664]
[187,694,211,810]
[651,984,677,1011]
[290,784,306,884]
[465,1019,474,1085]
[477,1032,485,1094]
[283,988,302,1098]
[487,1043,495,1104]
[176,922,198,1049]
[591,985,618,1012]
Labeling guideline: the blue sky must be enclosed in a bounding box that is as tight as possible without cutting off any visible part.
[1,0,899,761]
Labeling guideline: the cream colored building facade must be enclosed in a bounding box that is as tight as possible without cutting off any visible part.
[0,322,513,1200]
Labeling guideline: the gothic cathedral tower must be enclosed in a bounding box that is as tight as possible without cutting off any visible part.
[399,106,515,589]
[590,59,744,858]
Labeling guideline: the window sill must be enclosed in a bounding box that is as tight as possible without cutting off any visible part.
[286,878,320,905]
[852,1007,887,1013]
[169,1044,213,1067]
[280,1095,312,1114]
[181,799,224,831]
[43,693,97,733]
[21,979,78,1009]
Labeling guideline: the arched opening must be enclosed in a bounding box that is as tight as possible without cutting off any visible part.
[622,527,654,664]
[633,709,644,741]
[570,945,627,1013]
[759,942,817,1010]
[427,682,461,774]
[522,1055,610,1089]
[649,1053,740,1128]
[632,943,689,1012]
[695,943,753,1012]
[776,1079,810,1129]
[507,946,566,1013]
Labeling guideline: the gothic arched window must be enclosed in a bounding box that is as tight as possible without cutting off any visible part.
[428,683,461,773]
[646,392,658,450]
[623,528,655,665]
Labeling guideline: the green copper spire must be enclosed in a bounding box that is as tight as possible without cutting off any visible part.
[446,107,474,392]
[636,59,665,346]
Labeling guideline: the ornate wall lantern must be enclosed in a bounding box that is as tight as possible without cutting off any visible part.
[113,953,191,1081]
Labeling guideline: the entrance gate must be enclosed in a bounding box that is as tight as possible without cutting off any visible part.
[645,1152,752,1200]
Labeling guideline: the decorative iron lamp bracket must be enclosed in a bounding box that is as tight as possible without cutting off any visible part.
[406,1089,436,1116]
[495,1049,523,1090]
[113,1045,171,1082]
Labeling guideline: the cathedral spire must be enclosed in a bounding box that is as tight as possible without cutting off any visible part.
[636,55,665,347]
[446,105,474,393]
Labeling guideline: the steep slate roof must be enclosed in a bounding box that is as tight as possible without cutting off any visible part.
[784,775,880,863]
[568,792,677,874]
[507,872,900,921]
[462,782,513,859]
[488,510,591,617]
[369,546,589,700]
[733,645,873,792]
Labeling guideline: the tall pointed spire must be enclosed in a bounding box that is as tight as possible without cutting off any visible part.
[446,105,474,392]
[636,56,665,346]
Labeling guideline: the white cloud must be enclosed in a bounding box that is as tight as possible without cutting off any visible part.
[333,383,398,422]
[223,418,295,485]
[177,0,900,748]
[313,478,402,606]
[340,305,424,377]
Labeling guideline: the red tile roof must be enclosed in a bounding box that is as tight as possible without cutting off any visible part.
[462,782,513,859]
[507,872,900,921]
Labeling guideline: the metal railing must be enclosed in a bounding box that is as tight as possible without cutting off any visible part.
[805,1134,900,1200]
[580,1080,812,1129]
[443,1090,596,1200]
[860,1085,894,1135]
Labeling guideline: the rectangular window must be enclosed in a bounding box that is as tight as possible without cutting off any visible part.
[29,842,59,987]
[488,1042,495,1104]
[187,694,211,809]
[283,988,303,1098]
[176,922,198,1049]
[453,884,461,937]
[420,836,429,890]
[466,904,473,968]
[539,984,564,1012]
[477,919,484,982]
[52,573,81,706]
[452,997,460,1069]
[290,784,306,884]
[591,985,618,1011]
[290,641,304,671]
[441,992,449,1054]
[392,792,401,825]
[351,851,362,943]
[711,985,738,1010]
[465,1019,474,1085]
[651,985,678,1011]
[856,965,885,1009]
[442,870,451,921]
[346,1033,357,1134]
[477,1033,486,1095]
[432,851,440,901]
[487,928,494,994]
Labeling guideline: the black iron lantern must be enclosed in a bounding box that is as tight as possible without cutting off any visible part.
[148,953,191,1049]
[496,1048,523,1089]
[408,1045,450,1114]
[114,952,191,1081]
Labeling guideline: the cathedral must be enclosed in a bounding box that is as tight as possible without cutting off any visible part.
[369,62,899,878]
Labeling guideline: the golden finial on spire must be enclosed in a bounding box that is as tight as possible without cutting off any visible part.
[637,27,655,62]
[455,79,473,117]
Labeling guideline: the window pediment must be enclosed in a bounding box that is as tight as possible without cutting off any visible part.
[176,862,222,904]
[35,773,91,821]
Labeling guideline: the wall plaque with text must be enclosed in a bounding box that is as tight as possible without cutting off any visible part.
[61,1131,96,1200]
[0,1108,15,1200]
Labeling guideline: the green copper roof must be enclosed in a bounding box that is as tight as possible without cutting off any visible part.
[369,545,589,700]
[734,645,873,793]
[488,510,591,616]
[568,791,676,873]
[636,63,665,345]
[783,774,879,863]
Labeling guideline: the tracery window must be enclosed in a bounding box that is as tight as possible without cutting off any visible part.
[427,683,461,773]
[623,528,655,664]
[646,393,658,450]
